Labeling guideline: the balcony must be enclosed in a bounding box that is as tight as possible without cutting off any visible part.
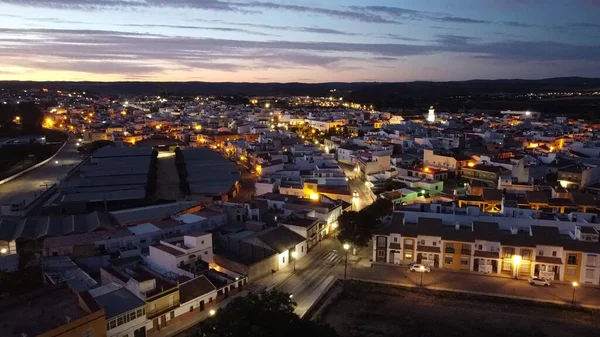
[461,249,472,255]
[445,247,455,254]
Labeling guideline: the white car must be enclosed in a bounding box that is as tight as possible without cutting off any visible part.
[528,277,550,286]
[409,263,431,273]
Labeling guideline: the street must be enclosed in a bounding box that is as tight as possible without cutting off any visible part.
[253,237,600,318]
[338,162,372,211]
[0,137,84,211]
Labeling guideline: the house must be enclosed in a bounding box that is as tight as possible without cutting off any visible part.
[90,284,148,337]
[243,226,307,270]
[282,216,322,251]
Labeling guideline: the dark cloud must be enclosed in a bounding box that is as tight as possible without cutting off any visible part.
[351,5,489,24]
[239,2,398,23]
[121,24,279,36]
[194,19,359,36]
[1,27,599,78]
[503,21,537,28]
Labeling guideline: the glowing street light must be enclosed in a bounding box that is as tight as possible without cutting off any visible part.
[209,309,216,316]
[512,255,522,279]
[419,265,425,286]
[343,243,350,279]
[572,281,578,304]
[0,248,7,254]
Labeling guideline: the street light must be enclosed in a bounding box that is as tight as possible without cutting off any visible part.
[54,160,59,164]
[0,248,7,254]
[512,255,522,279]
[572,281,578,304]
[209,309,216,316]
[343,243,350,279]
[291,251,297,272]
[419,265,425,286]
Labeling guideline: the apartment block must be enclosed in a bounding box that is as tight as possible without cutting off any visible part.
[373,211,600,284]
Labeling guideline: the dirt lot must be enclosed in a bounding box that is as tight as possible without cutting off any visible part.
[315,281,600,337]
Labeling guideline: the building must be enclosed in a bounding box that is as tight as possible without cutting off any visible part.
[89,284,147,337]
[461,164,511,188]
[282,216,322,251]
[180,147,241,201]
[0,284,107,337]
[373,208,600,285]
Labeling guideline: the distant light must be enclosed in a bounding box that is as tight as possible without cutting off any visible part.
[525,111,531,116]
[209,309,216,316]
[343,243,350,250]
[54,160,59,164]
[0,248,7,254]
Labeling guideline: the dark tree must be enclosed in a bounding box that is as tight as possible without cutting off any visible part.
[16,102,44,134]
[338,199,393,253]
[545,172,558,183]
[197,290,338,337]
[0,104,15,132]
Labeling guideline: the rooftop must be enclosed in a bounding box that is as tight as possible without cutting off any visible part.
[93,287,145,319]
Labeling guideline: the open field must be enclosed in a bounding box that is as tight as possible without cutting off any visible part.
[315,281,600,337]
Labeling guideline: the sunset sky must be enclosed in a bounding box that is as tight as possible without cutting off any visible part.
[0,0,599,82]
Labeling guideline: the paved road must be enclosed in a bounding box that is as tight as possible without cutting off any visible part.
[338,162,373,211]
[0,137,84,211]
[255,239,348,317]
[349,260,600,308]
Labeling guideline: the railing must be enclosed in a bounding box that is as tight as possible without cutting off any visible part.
[461,249,472,255]
[445,248,455,254]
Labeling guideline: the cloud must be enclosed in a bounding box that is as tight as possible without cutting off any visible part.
[0,0,240,11]
[351,5,489,24]
[503,21,537,28]
[194,19,359,36]
[1,27,599,79]
[121,24,279,36]
[239,2,398,23]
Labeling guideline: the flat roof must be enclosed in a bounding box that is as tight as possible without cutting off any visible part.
[93,288,145,319]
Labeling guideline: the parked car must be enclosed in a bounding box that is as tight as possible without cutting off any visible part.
[528,277,550,286]
[409,263,431,273]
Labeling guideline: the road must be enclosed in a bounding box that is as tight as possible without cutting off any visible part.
[349,262,600,307]
[338,162,373,211]
[0,137,84,212]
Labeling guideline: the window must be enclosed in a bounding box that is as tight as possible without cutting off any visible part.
[444,257,453,265]
[282,256,285,263]
[566,267,576,277]
[201,240,204,244]
[129,312,136,321]
[209,297,213,303]
[190,306,194,312]
[393,237,398,242]
[377,237,386,247]
[503,248,514,258]
[405,252,413,260]
[567,254,577,265]
[432,241,437,246]
[117,316,124,326]
[538,250,544,256]
[420,240,425,245]
[461,258,469,266]
[446,243,454,249]
[552,251,557,257]
[587,255,597,267]
[204,251,208,255]
[377,250,385,258]
[522,250,531,260]
[109,320,117,330]
[170,311,175,319]
[585,268,595,280]
[461,244,470,252]
[478,244,483,250]
[82,328,93,337]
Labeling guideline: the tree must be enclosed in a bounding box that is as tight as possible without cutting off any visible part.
[0,104,15,133]
[197,290,338,337]
[16,102,43,134]
[338,199,393,254]
[545,172,557,183]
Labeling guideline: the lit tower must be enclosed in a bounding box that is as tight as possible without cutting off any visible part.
[427,106,436,123]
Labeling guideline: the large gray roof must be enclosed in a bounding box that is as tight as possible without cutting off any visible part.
[94,288,145,318]
[183,148,240,196]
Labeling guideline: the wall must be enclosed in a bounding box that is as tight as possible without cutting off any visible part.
[146,290,180,319]
[563,251,582,283]
[40,309,107,337]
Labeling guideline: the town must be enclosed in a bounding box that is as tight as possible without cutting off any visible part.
[1,87,600,337]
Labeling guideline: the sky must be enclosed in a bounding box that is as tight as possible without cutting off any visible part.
[0,0,599,83]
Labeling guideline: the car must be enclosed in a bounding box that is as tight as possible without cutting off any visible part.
[409,263,431,273]
[528,277,550,286]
